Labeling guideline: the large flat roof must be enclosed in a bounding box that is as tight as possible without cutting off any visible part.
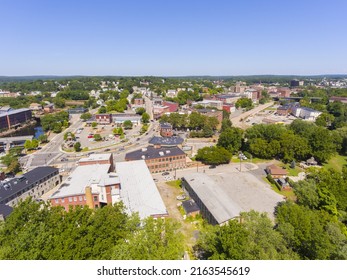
[183,173,242,224]
[50,164,119,199]
[116,160,167,219]
[0,166,59,204]
[125,146,185,161]
[78,153,111,164]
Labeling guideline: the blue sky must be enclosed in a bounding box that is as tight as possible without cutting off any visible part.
[1,0,346,76]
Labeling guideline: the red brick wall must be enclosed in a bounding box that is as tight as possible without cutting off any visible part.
[50,193,100,211]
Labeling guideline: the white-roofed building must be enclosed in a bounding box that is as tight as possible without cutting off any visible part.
[50,164,121,211]
[116,160,168,219]
[50,155,167,219]
[182,173,242,225]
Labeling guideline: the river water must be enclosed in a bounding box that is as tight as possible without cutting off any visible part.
[6,123,44,139]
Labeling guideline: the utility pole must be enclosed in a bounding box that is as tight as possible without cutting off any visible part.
[239,151,242,172]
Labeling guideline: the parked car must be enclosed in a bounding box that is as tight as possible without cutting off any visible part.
[104,148,110,152]
[87,134,94,138]
[162,172,170,176]
[209,165,216,169]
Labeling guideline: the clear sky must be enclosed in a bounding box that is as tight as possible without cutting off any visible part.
[1,0,347,76]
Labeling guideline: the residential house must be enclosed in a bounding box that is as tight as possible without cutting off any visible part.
[266,164,288,179]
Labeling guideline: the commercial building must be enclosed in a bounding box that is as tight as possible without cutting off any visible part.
[148,136,184,148]
[50,164,120,211]
[68,107,88,114]
[160,122,173,137]
[0,166,61,208]
[112,114,141,126]
[116,160,168,219]
[50,155,167,219]
[291,107,322,121]
[0,108,32,130]
[95,113,113,124]
[125,146,186,173]
[192,100,223,110]
[181,173,242,225]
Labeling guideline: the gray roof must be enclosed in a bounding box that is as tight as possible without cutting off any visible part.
[116,160,167,219]
[148,136,184,146]
[182,173,242,224]
[160,122,172,129]
[0,166,59,204]
[125,146,185,161]
[0,204,13,218]
[182,199,200,214]
[0,108,31,117]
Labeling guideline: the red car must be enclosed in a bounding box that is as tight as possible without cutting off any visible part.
[87,134,94,138]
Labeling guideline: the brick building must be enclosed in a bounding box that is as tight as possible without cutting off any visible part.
[125,146,186,173]
[50,155,167,219]
[95,114,113,124]
[160,122,173,137]
[50,163,120,211]
[134,98,144,106]
[0,108,32,130]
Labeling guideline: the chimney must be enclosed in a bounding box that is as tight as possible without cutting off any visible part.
[85,186,94,209]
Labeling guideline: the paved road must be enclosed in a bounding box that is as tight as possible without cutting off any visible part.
[230,102,274,129]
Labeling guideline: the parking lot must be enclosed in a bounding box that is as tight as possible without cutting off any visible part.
[245,106,297,126]
[152,162,284,220]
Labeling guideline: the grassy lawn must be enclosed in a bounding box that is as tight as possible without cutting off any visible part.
[262,177,296,201]
[323,155,347,172]
[278,163,303,176]
[166,180,182,189]
[231,156,269,164]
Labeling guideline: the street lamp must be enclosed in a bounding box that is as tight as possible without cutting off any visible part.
[238,151,242,172]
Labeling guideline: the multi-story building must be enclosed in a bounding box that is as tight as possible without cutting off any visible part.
[191,100,223,110]
[277,87,291,98]
[0,166,61,208]
[160,122,173,137]
[125,146,186,173]
[95,113,113,124]
[50,163,120,211]
[134,98,144,106]
[0,108,32,130]
[148,136,184,148]
[50,155,168,219]
[162,101,179,112]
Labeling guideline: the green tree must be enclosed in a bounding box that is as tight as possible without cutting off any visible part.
[94,134,102,141]
[38,134,48,144]
[275,202,347,259]
[91,122,97,128]
[217,127,243,154]
[141,112,150,124]
[98,106,107,114]
[135,107,146,115]
[113,218,184,260]
[123,120,133,130]
[196,146,232,165]
[74,142,81,152]
[80,112,92,121]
